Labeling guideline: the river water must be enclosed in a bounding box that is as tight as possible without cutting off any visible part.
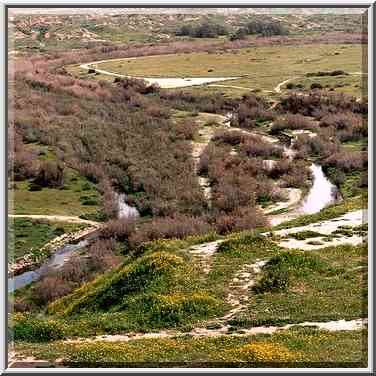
[9,193,140,293]
[299,164,338,214]
[8,239,89,293]
[117,193,139,219]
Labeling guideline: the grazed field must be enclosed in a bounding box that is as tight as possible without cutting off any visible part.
[84,44,362,94]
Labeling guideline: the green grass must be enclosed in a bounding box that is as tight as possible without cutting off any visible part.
[287,230,328,241]
[13,328,367,367]
[284,73,364,97]
[45,251,224,334]
[68,44,362,97]
[12,167,101,216]
[8,218,88,263]
[342,140,367,152]
[95,44,361,79]
[228,243,367,328]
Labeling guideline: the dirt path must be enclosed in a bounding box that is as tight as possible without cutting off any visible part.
[9,214,99,226]
[208,84,254,91]
[64,318,367,344]
[274,77,298,93]
[263,188,302,215]
[188,240,224,274]
[191,112,230,201]
[221,259,267,321]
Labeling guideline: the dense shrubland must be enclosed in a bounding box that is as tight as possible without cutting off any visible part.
[231,20,289,40]
[175,23,228,38]
[10,35,368,340]
[12,73,209,222]
[231,94,275,129]
[278,90,368,194]
[270,114,317,135]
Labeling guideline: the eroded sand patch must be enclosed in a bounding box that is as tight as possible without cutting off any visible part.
[267,209,367,250]
[188,240,224,274]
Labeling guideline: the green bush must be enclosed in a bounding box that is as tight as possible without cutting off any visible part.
[253,251,336,294]
[12,313,65,342]
[80,195,98,206]
[48,252,188,316]
[28,182,43,191]
[122,291,221,327]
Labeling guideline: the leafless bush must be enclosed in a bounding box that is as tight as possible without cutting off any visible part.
[33,160,64,188]
[100,217,137,241]
[212,130,246,146]
[240,136,283,159]
[175,120,197,140]
[59,255,89,283]
[33,275,73,306]
[128,214,212,248]
[87,239,121,272]
[271,114,317,134]
[215,206,267,234]
[293,134,340,159]
[280,160,312,189]
[322,151,365,173]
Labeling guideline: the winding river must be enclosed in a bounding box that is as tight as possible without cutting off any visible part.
[9,193,140,293]
[299,164,338,215]
[8,239,89,293]
[117,193,139,219]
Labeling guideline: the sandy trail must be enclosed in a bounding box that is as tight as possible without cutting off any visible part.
[64,318,367,344]
[188,240,224,274]
[274,77,298,93]
[208,84,253,91]
[221,259,267,320]
[191,112,230,201]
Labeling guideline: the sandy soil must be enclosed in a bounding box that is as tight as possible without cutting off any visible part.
[188,240,224,274]
[222,260,267,320]
[64,318,367,344]
[267,209,367,250]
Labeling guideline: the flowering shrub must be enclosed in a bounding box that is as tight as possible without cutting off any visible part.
[12,313,65,342]
[230,341,300,363]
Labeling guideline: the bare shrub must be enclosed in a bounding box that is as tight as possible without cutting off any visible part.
[77,163,105,184]
[33,160,64,188]
[268,158,291,179]
[33,275,73,306]
[128,214,212,248]
[215,206,266,234]
[212,130,246,146]
[293,134,340,159]
[87,239,121,272]
[240,136,283,159]
[100,217,137,241]
[176,120,197,140]
[319,112,362,130]
[59,255,89,283]
[322,151,365,173]
[280,160,312,189]
[271,114,316,134]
